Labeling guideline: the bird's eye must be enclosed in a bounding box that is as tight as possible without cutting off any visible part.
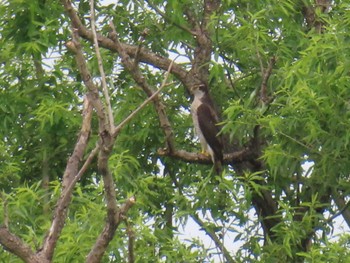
[199,84,206,92]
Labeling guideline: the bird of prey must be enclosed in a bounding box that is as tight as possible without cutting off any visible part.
[191,84,223,174]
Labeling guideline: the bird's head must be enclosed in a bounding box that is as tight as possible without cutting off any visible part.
[192,84,208,98]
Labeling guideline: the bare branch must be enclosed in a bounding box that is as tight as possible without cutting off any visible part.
[68,31,109,134]
[113,64,175,136]
[41,96,93,260]
[86,196,136,263]
[90,0,114,132]
[90,108,118,263]
[191,214,235,263]
[158,146,260,167]
[0,227,41,263]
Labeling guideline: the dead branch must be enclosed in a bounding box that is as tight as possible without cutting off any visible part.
[90,0,114,132]
[157,147,260,167]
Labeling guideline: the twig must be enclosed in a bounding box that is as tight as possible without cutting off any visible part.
[191,214,235,263]
[65,144,100,199]
[167,167,234,263]
[113,62,175,136]
[109,21,176,153]
[90,0,114,132]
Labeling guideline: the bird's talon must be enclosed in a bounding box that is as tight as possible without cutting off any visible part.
[201,150,209,157]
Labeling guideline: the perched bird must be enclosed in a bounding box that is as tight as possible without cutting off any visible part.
[191,84,223,174]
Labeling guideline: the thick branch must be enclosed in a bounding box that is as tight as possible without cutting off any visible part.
[251,189,279,243]
[67,32,109,134]
[86,196,136,263]
[40,96,93,260]
[158,148,260,167]
[0,227,41,263]
[186,0,220,84]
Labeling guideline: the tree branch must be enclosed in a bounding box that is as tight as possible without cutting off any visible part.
[113,63,175,137]
[67,31,109,134]
[86,196,136,263]
[186,0,220,84]
[0,227,41,263]
[60,0,189,86]
[332,191,350,228]
[260,56,276,105]
[191,214,235,263]
[68,17,139,261]
[126,221,135,263]
[109,22,176,153]
[40,96,93,260]
[302,0,331,33]
[90,0,114,132]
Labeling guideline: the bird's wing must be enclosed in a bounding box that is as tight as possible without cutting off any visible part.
[197,103,223,162]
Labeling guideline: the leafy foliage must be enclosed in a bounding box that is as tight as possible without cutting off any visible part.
[1,0,350,262]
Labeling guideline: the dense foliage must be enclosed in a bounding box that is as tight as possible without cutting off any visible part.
[1,0,350,262]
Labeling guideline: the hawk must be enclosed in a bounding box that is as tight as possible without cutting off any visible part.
[191,84,223,174]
